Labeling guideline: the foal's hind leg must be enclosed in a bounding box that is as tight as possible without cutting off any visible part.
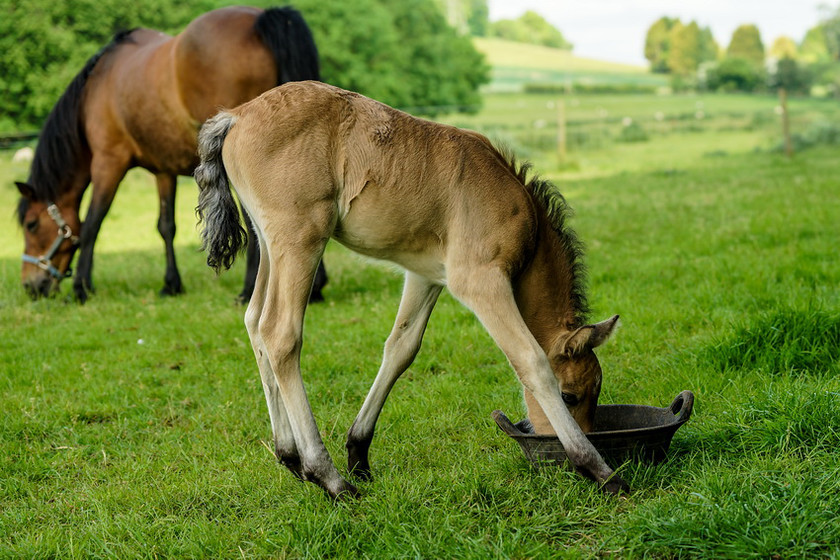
[155,173,183,296]
[347,272,442,479]
[255,210,357,499]
[245,236,302,477]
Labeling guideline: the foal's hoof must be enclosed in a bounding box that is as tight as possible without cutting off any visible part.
[347,440,373,481]
[601,473,631,496]
[325,479,360,501]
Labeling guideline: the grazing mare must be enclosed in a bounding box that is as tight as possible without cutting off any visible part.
[195,81,627,499]
[15,6,327,303]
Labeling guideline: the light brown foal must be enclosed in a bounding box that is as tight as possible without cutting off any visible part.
[195,81,626,499]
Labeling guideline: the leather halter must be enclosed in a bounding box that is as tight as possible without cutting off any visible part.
[21,203,80,280]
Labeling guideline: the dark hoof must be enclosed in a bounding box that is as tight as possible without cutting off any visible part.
[159,284,184,297]
[330,480,360,501]
[601,473,631,496]
[347,440,372,481]
[73,285,89,304]
[278,455,306,481]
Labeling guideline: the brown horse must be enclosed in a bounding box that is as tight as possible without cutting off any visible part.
[15,6,327,303]
[195,81,627,499]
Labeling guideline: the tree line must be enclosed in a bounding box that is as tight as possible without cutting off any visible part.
[0,0,490,131]
[644,6,840,95]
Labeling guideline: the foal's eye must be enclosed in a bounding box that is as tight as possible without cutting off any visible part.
[25,220,38,233]
[561,392,580,406]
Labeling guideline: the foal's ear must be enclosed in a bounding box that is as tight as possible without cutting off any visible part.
[15,181,35,199]
[555,315,620,357]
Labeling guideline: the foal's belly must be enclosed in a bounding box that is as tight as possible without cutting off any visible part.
[333,229,447,285]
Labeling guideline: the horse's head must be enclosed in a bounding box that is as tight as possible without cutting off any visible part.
[16,182,80,299]
[526,315,620,434]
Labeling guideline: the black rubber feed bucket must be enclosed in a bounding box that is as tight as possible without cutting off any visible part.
[493,390,694,466]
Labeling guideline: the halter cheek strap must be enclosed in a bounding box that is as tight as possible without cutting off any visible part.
[21,203,80,280]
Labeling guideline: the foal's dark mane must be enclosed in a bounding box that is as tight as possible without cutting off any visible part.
[16,30,136,224]
[503,151,590,326]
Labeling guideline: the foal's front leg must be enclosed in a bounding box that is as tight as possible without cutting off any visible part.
[448,266,628,494]
[347,272,442,479]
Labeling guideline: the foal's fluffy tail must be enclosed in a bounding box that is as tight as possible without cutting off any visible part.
[195,112,246,273]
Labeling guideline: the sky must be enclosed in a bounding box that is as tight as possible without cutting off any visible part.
[487,0,827,66]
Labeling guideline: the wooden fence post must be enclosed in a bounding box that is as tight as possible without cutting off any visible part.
[557,99,567,164]
[780,87,793,158]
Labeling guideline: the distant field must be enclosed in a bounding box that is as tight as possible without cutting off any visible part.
[472,37,668,91]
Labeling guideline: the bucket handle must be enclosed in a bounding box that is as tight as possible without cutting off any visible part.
[668,390,695,424]
[491,410,524,437]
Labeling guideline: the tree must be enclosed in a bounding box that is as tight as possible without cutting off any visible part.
[0,0,489,129]
[668,21,702,76]
[489,10,572,49]
[644,17,678,73]
[727,24,765,67]
[800,26,830,63]
[706,57,764,92]
[771,57,813,94]
[698,26,720,63]
[435,0,488,36]
[818,3,840,60]
[770,36,798,60]
[0,0,216,130]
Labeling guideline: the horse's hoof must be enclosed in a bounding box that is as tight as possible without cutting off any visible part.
[601,473,630,496]
[73,286,89,304]
[159,285,184,297]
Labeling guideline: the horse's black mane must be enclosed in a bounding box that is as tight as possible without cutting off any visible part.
[16,29,137,224]
[502,150,590,326]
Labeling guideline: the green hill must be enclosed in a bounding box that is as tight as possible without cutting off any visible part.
[472,37,667,92]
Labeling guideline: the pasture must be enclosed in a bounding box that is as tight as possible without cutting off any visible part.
[2,94,840,557]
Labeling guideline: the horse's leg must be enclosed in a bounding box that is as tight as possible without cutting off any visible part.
[447,266,628,493]
[155,173,183,296]
[346,272,442,479]
[238,208,259,304]
[244,235,303,477]
[256,209,356,499]
[239,209,327,304]
[73,157,128,303]
[310,259,328,303]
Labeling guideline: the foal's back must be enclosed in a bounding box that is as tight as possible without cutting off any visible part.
[224,81,537,282]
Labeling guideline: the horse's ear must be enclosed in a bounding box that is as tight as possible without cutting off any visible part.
[554,315,620,357]
[15,181,35,199]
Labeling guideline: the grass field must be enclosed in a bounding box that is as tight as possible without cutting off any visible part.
[2,95,839,556]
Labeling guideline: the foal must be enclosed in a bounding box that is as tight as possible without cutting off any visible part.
[195,81,627,498]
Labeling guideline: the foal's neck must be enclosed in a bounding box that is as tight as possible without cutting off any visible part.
[513,213,580,351]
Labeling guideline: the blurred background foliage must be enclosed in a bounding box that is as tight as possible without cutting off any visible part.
[0,0,490,130]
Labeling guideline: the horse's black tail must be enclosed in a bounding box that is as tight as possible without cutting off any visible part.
[254,6,320,84]
[195,112,246,274]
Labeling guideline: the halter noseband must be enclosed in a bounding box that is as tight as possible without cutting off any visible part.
[21,203,80,280]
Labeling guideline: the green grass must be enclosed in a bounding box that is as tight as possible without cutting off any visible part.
[2,110,840,557]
